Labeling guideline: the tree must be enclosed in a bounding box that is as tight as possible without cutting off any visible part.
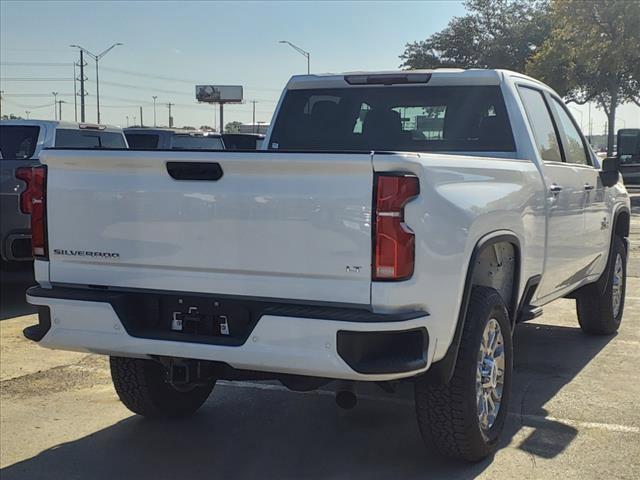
[225,121,243,133]
[526,0,640,155]
[400,0,551,72]
[199,125,213,131]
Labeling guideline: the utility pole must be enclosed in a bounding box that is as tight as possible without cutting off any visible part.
[79,50,86,122]
[73,62,78,121]
[251,100,258,133]
[0,90,4,118]
[58,100,65,121]
[152,96,158,126]
[126,115,129,127]
[220,103,224,133]
[166,102,174,127]
[52,92,59,120]
[139,106,143,127]
[70,43,123,124]
[133,115,137,127]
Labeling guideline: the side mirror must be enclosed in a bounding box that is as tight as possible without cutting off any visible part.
[600,157,619,188]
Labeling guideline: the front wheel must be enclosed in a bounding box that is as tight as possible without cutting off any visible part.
[576,236,626,335]
[415,286,513,462]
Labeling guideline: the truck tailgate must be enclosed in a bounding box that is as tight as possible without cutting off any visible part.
[41,150,374,305]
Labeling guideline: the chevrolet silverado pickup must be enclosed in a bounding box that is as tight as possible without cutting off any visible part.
[22,69,630,462]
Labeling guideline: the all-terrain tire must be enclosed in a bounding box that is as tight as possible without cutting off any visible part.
[110,357,215,418]
[415,286,513,462]
[576,236,627,335]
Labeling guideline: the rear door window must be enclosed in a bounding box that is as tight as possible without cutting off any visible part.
[269,85,515,152]
[125,133,160,150]
[0,125,40,159]
[517,87,562,162]
[55,129,127,149]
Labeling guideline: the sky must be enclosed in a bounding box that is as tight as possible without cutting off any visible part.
[1,0,638,135]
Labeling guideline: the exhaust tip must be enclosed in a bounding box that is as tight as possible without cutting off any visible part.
[335,390,357,410]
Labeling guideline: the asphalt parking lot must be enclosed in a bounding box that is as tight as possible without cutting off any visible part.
[1,187,639,479]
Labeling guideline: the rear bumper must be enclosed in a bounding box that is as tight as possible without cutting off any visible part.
[26,286,433,381]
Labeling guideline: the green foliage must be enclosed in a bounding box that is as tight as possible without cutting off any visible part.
[225,121,243,133]
[400,0,551,72]
[527,0,640,153]
[527,0,639,105]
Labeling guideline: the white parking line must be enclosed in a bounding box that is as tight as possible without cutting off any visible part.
[218,380,640,434]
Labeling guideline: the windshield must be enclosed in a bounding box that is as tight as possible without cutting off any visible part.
[0,125,40,160]
[172,135,224,150]
[55,129,127,149]
[269,85,515,152]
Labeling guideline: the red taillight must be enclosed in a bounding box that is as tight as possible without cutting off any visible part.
[373,174,419,281]
[16,166,47,258]
[15,167,34,214]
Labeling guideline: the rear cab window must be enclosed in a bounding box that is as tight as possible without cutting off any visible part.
[125,133,160,150]
[269,85,515,152]
[171,134,224,150]
[0,125,40,159]
[55,129,127,149]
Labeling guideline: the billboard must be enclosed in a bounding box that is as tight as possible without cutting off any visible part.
[196,85,243,103]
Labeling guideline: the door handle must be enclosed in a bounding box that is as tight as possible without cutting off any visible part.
[166,162,223,181]
[549,184,563,194]
[584,183,595,191]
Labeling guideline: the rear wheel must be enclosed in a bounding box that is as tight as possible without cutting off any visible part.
[110,357,215,418]
[576,236,626,335]
[415,286,513,462]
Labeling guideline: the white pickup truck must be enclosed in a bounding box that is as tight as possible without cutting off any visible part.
[22,69,630,462]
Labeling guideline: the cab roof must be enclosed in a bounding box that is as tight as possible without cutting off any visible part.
[285,68,549,91]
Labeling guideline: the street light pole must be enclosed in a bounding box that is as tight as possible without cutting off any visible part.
[70,43,123,124]
[279,40,310,74]
[25,110,30,119]
[152,96,158,127]
[52,92,59,120]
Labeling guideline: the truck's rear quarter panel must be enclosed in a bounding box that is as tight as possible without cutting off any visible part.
[372,152,546,361]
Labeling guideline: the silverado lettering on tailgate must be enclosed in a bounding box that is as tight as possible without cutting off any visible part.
[53,249,120,259]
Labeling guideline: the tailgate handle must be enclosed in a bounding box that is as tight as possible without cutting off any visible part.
[166,162,223,181]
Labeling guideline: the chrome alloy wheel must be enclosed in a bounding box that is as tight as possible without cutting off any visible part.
[612,253,624,319]
[476,318,505,433]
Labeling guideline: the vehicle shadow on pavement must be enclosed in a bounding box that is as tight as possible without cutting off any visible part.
[0,264,36,321]
[508,322,614,459]
[0,322,613,480]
